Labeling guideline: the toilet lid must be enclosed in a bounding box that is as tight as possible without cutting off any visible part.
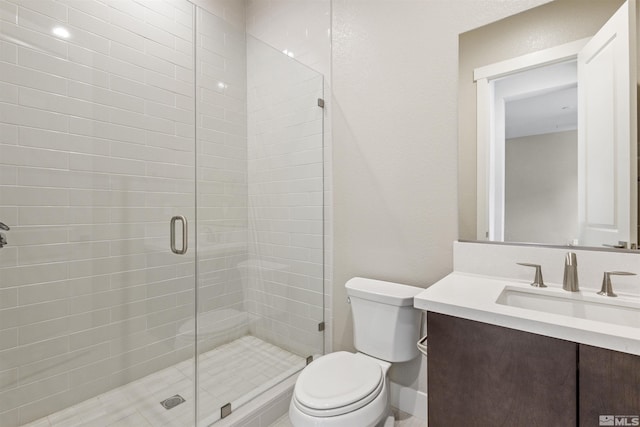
[294,352,383,412]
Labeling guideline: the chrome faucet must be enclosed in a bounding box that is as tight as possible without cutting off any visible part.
[562,252,579,292]
[598,271,636,297]
[517,263,546,287]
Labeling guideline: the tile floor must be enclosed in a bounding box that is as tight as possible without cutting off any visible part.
[269,408,426,427]
[22,336,305,427]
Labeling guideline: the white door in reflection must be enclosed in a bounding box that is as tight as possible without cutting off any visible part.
[577,0,637,249]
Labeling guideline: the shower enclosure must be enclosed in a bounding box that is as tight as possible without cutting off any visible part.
[0,1,325,425]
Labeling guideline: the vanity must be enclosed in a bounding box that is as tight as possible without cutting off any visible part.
[427,0,640,424]
[414,242,640,426]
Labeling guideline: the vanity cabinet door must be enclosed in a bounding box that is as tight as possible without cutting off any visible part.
[427,312,577,426]
[579,344,640,426]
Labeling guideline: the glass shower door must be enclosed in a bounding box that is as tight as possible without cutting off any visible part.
[194,7,325,420]
[1,1,327,425]
[0,0,198,425]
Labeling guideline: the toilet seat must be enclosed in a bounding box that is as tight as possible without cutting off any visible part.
[293,352,384,417]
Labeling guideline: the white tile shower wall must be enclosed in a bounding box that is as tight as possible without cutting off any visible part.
[245,0,332,355]
[245,0,331,79]
[246,37,325,358]
[0,1,200,424]
[195,4,250,354]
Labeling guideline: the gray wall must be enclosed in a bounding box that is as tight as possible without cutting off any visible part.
[505,130,578,245]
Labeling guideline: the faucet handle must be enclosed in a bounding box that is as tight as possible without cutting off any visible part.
[602,241,628,249]
[598,271,636,297]
[517,263,546,288]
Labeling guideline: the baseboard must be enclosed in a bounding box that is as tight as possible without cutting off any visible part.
[390,381,427,421]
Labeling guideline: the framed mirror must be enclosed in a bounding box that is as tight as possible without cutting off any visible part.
[458,0,639,250]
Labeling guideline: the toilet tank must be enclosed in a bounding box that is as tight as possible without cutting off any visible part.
[346,277,423,363]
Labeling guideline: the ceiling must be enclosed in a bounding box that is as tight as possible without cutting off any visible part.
[505,85,578,139]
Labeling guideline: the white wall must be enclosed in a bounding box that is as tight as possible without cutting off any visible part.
[331,0,552,406]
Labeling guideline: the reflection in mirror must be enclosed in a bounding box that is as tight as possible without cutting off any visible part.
[502,61,578,245]
[457,0,637,251]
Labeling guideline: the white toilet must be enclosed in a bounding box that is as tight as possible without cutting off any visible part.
[289,277,423,427]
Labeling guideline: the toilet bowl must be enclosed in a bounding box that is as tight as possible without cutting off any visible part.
[289,278,423,427]
[289,352,391,427]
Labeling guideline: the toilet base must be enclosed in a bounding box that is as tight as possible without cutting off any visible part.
[289,382,390,427]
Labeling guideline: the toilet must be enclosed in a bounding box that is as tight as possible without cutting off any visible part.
[289,277,423,427]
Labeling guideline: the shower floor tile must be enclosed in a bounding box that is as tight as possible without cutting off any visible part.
[22,336,305,427]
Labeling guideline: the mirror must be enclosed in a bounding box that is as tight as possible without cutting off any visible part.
[458,0,638,250]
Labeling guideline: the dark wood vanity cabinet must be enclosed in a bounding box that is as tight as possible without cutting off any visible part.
[427,312,640,427]
[579,344,640,426]
[427,312,577,426]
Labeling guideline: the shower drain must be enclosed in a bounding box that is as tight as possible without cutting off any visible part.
[160,394,186,410]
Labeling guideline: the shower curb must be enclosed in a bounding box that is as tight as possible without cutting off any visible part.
[204,373,298,427]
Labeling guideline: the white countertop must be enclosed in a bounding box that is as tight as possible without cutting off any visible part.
[414,272,640,356]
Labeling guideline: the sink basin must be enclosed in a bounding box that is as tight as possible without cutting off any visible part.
[414,271,640,355]
[496,287,640,328]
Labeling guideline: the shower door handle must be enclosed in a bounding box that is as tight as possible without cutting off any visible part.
[170,216,188,255]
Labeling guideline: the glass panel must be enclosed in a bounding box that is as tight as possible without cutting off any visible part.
[0,1,197,426]
[194,10,325,423]
[194,6,250,425]
[245,35,325,360]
